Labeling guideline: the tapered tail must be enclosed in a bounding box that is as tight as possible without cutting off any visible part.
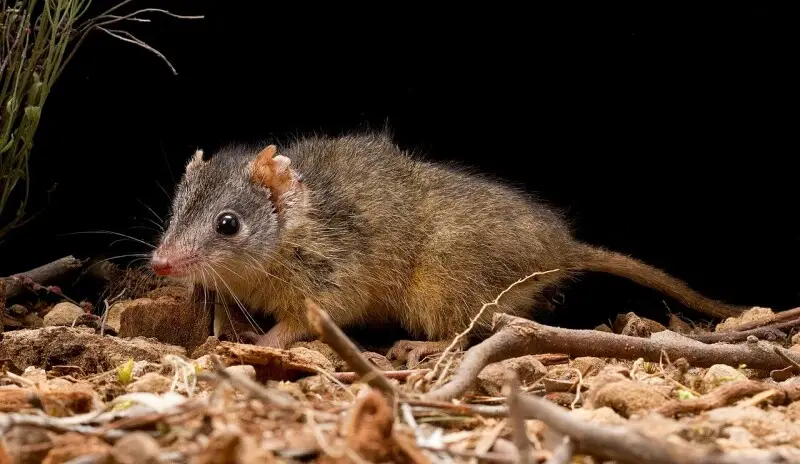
[576,244,747,319]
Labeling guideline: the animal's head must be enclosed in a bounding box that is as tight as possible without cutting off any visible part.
[150,144,303,284]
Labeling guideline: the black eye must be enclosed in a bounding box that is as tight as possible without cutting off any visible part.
[216,213,240,235]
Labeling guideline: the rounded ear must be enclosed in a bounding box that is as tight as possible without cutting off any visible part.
[250,145,302,211]
[185,148,209,172]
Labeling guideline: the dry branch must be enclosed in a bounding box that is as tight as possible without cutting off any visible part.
[688,317,800,343]
[514,389,779,464]
[729,306,800,332]
[425,313,800,402]
[504,375,532,464]
[656,380,800,417]
[333,369,429,383]
[1,256,85,299]
[305,298,397,396]
[544,437,576,464]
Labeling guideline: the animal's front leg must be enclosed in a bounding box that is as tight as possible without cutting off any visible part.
[255,320,313,350]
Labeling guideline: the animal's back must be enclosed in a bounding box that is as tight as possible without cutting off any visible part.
[281,133,576,339]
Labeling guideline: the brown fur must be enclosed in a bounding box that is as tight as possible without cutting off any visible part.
[153,131,747,350]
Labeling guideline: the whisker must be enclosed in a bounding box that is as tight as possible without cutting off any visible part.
[61,230,155,250]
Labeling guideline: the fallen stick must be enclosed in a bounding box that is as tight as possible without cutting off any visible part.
[687,317,800,343]
[656,380,800,417]
[405,399,509,418]
[333,369,429,383]
[1,256,85,299]
[728,306,800,332]
[504,374,532,464]
[305,298,397,396]
[544,437,576,464]
[514,390,778,464]
[424,313,800,402]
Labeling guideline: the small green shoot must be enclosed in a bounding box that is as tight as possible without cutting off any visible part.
[116,358,135,385]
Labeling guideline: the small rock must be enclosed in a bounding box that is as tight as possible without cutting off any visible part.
[716,307,774,332]
[21,313,43,329]
[107,296,210,351]
[478,355,548,396]
[790,344,800,355]
[616,312,667,337]
[42,302,84,327]
[594,324,613,333]
[270,380,307,401]
[587,379,670,417]
[21,367,46,384]
[571,357,606,377]
[8,304,28,317]
[702,364,747,392]
[786,401,800,421]
[792,333,800,345]
[126,372,172,394]
[191,336,220,359]
[668,314,694,334]
[225,364,257,380]
[111,432,163,464]
[290,340,346,370]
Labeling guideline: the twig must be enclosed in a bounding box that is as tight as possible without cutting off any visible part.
[205,355,298,410]
[544,437,576,464]
[504,374,532,464]
[405,399,509,418]
[428,269,561,384]
[2,256,85,299]
[417,445,517,463]
[96,27,177,75]
[728,306,800,332]
[687,318,800,343]
[333,369,429,383]
[0,412,128,440]
[773,345,800,372]
[305,298,397,396]
[656,380,800,417]
[514,389,776,464]
[424,313,800,402]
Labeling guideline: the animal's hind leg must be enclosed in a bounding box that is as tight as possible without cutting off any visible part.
[387,270,556,367]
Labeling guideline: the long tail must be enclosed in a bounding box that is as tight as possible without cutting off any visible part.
[575,244,747,319]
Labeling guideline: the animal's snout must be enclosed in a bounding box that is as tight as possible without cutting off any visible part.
[150,253,174,276]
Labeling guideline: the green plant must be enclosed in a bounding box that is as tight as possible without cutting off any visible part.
[0,0,201,241]
[116,357,134,384]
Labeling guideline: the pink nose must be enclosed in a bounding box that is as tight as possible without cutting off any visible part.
[151,255,173,276]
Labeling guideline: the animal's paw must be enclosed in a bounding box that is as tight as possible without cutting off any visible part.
[386,340,449,367]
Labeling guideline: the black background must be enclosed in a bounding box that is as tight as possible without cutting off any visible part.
[1,3,797,329]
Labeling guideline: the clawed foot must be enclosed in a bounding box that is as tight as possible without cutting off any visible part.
[387,340,450,367]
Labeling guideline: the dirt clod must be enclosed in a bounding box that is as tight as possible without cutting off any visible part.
[106,293,209,351]
[42,302,84,327]
[110,432,163,464]
[0,326,185,374]
[478,355,548,396]
[587,379,671,418]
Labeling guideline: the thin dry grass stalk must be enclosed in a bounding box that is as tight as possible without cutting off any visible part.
[0,0,202,240]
